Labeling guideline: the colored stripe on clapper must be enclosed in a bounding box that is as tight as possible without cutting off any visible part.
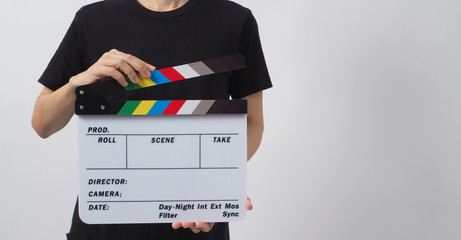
[124,54,245,91]
[117,100,246,115]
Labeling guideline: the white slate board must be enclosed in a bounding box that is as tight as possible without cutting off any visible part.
[77,114,247,224]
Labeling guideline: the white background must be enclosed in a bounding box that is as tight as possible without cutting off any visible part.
[1,0,461,239]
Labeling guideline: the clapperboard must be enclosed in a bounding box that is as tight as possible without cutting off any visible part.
[75,54,248,224]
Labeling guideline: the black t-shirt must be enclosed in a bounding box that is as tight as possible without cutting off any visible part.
[38,0,272,239]
[38,0,272,100]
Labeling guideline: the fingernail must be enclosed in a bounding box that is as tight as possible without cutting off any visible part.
[149,65,156,71]
[134,76,140,83]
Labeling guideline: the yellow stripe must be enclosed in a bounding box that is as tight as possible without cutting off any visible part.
[133,100,156,115]
[138,74,156,88]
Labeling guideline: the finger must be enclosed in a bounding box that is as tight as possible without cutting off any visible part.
[195,221,207,230]
[97,53,138,84]
[181,222,201,233]
[247,197,253,211]
[206,222,215,232]
[171,222,182,229]
[97,66,128,87]
[110,49,155,79]
[111,57,140,84]
[189,226,201,234]
[196,221,214,233]
[182,222,195,229]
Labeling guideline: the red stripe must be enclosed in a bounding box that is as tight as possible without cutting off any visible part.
[162,100,186,115]
[158,67,185,82]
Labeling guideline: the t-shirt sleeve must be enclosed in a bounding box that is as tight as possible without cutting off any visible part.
[38,11,88,91]
[230,12,273,99]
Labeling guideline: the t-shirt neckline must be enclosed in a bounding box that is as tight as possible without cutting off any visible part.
[124,0,199,19]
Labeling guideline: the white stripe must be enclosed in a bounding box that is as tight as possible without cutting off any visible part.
[174,64,200,78]
[177,100,201,114]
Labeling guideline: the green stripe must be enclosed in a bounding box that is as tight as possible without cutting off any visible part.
[125,84,142,91]
[118,101,142,115]
[124,76,142,91]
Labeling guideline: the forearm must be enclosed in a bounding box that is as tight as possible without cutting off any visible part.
[242,91,265,161]
[31,81,77,138]
[247,119,264,160]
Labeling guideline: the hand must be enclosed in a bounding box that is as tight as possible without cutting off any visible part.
[69,49,155,87]
[247,196,253,210]
[171,197,254,234]
[172,221,215,234]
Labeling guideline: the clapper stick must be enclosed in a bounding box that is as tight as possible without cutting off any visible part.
[125,54,246,91]
[75,54,246,115]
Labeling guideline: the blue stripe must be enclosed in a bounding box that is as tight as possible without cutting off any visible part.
[150,70,171,85]
[147,100,171,115]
